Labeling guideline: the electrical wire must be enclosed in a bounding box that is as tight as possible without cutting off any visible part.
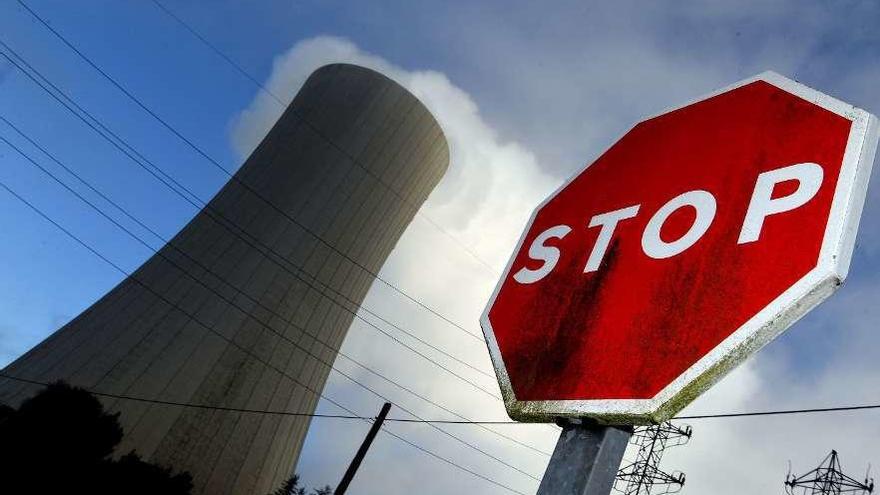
[5,372,880,424]
[8,0,870,482]
[2,25,869,454]
[16,0,492,348]
[0,133,548,477]
[0,49,544,457]
[0,35,562,460]
[0,41,501,402]
[675,404,880,420]
[0,179,531,495]
[0,373,364,420]
[378,428,531,495]
[0,113,550,457]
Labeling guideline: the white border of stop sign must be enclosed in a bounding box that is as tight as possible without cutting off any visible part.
[480,71,880,424]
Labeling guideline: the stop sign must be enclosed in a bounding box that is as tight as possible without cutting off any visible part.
[481,72,878,424]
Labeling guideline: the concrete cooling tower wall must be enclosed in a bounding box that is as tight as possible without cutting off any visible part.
[0,63,449,495]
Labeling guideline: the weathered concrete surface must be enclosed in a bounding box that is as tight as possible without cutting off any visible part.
[0,63,448,495]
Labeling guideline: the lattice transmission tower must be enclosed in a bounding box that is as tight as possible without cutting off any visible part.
[613,422,692,495]
[785,450,874,495]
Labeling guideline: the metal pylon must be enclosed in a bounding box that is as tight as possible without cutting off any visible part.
[785,450,874,495]
[613,422,692,495]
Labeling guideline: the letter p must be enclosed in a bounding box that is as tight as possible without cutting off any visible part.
[738,162,824,244]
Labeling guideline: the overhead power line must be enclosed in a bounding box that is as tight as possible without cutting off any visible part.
[0,373,365,420]
[0,113,550,458]
[7,2,878,487]
[3,38,878,466]
[0,31,559,460]
[16,0,493,348]
[378,428,531,495]
[0,178,533,494]
[0,131,547,478]
[0,372,517,426]
[5,372,880,425]
[4,105,880,442]
[676,404,880,420]
[1,6,540,485]
[0,62,545,459]
[0,41,501,402]
[3,7,498,393]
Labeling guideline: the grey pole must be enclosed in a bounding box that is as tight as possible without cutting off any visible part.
[335,402,392,495]
[536,420,633,495]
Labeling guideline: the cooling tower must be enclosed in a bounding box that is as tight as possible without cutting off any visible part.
[0,63,449,494]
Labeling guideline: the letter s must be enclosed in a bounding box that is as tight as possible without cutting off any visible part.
[513,225,572,284]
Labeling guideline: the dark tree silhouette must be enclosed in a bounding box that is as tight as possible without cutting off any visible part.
[269,475,306,495]
[99,451,193,494]
[0,403,14,424]
[0,381,192,494]
[269,475,332,495]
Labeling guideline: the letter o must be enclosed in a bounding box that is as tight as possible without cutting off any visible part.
[641,190,717,259]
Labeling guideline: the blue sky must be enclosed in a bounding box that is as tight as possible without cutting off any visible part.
[3,1,880,494]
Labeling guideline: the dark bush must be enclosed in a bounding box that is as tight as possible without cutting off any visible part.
[0,381,191,494]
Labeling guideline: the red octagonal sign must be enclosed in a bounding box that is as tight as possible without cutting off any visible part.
[481,72,878,423]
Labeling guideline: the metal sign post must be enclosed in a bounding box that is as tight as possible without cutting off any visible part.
[537,421,632,495]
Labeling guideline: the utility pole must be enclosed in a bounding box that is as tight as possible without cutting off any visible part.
[613,422,692,495]
[785,450,874,494]
[334,402,392,495]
